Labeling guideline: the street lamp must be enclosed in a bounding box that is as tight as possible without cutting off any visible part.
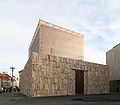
[10,67,15,91]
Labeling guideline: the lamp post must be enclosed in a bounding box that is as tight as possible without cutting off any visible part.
[10,67,15,91]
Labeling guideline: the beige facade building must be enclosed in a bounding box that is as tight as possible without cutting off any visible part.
[29,20,84,60]
[20,52,109,96]
[0,72,11,91]
[106,43,120,92]
[20,20,109,97]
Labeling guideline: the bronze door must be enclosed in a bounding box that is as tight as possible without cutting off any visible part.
[75,70,84,94]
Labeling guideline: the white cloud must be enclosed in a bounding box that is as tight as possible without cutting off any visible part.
[0,0,120,76]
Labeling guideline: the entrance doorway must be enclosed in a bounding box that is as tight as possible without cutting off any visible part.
[75,70,84,94]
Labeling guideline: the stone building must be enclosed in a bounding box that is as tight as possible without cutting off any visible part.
[20,52,109,96]
[106,43,120,92]
[20,20,109,97]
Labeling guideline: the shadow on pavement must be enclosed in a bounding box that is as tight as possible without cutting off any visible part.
[71,94,120,102]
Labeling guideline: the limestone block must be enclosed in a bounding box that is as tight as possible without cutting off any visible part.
[20,53,109,97]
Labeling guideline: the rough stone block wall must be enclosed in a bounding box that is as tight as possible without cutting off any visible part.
[20,52,109,97]
[31,52,75,96]
[19,58,33,96]
[86,63,109,94]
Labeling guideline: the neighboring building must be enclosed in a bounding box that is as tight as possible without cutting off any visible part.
[0,72,19,91]
[20,20,109,97]
[106,43,120,92]
[29,20,84,60]
[0,72,11,90]
[13,77,19,88]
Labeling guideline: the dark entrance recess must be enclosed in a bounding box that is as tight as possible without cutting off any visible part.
[75,70,84,94]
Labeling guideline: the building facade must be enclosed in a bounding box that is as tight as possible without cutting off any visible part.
[106,43,120,92]
[0,72,19,92]
[20,52,109,96]
[29,20,84,60]
[20,20,109,97]
[0,73,11,91]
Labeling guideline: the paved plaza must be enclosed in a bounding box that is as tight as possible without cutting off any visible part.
[0,92,120,105]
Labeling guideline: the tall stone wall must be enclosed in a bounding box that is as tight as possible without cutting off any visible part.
[29,20,84,60]
[19,58,33,96]
[20,52,109,97]
[40,22,84,60]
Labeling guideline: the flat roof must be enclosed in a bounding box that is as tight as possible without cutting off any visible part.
[106,43,120,53]
[113,43,120,48]
[40,20,84,37]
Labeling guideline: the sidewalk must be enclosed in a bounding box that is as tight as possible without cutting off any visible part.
[0,92,120,105]
[0,92,26,105]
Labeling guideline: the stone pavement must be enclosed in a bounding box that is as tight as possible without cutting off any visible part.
[0,92,120,105]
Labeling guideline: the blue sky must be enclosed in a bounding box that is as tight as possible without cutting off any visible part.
[0,0,120,77]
